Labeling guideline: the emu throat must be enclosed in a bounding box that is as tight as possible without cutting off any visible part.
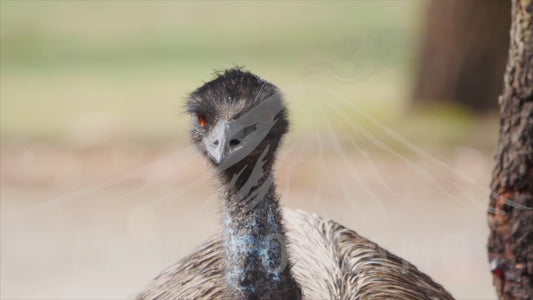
[220,148,300,299]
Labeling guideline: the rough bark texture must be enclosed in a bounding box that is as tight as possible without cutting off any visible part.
[488,0,533,299]
[413,0,510,111]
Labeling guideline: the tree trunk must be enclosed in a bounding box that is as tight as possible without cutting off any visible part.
[487,0,533,299]
[413,0,510,112]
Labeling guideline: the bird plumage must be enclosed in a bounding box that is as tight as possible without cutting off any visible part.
[137,209,453,300]
[136,68,454,299]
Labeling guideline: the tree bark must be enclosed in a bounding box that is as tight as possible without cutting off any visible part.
[413,0,510,112]
[488,0,533,299]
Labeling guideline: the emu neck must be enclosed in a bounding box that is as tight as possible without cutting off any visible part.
[220,156,300,299]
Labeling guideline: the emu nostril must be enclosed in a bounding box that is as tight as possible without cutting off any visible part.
[230,139,241,147]
[213,140,219,146]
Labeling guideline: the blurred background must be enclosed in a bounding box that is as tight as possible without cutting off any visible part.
[1,1,508,299]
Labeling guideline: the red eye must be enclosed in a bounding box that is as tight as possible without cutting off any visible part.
[197,115,208,127]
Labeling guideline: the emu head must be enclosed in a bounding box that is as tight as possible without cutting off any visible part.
[186,68,289,172]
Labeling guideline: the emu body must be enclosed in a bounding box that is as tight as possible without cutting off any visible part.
[137,69,454,300]
[137,209,453,299]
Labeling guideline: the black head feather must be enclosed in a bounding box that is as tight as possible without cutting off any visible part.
[187,68,280,119]
[186,68,289,171]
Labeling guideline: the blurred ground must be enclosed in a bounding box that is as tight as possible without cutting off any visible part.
[1,1,500,299]
[1,137,496,299]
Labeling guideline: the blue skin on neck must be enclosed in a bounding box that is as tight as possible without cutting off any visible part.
[225,183,284,293]
[223,147,286,294]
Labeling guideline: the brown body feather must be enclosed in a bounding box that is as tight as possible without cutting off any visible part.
[137,209,454,300]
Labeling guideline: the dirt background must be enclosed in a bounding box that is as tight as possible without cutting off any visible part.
[1,136,496,299]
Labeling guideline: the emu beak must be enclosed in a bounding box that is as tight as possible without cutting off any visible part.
[204,120,232,164]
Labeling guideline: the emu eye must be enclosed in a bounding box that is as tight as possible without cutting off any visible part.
[197,114,208,127]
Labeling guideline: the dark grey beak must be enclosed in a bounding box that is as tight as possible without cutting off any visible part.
[202,94,282,168]
[203,120,242,164]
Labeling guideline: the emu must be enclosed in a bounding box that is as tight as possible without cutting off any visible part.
[137,68,454,300]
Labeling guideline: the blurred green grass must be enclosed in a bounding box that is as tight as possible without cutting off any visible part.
[1,1,490,149]
[1,2,416,67]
